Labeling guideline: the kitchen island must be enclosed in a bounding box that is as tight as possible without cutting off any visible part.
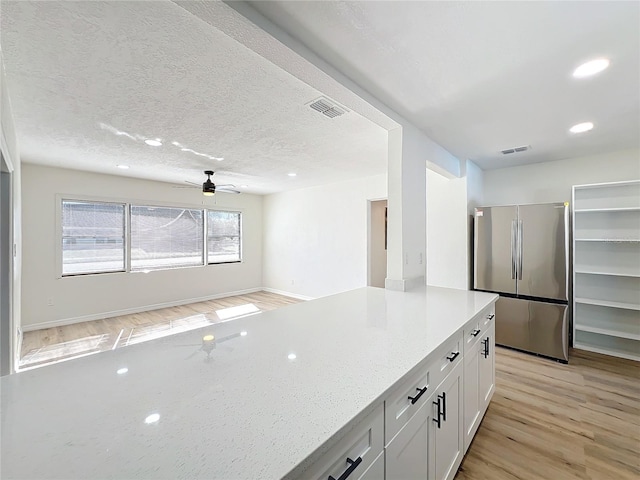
[1,286,498,480]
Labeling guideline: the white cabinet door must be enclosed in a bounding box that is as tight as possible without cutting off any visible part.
[479,323,496,410]
[357,451,384,480]
[430,361,463,480]
[462,338,481,454]
[385,393,433,480]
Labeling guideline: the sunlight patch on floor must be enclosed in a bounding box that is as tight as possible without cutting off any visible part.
[215,303,260,320]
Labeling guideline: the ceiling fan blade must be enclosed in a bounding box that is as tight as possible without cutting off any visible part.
[185,180,201,186]
[215,184,236,188]
[172,185,198,189]
[216,187,241,194]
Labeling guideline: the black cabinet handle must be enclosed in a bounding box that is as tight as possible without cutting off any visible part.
[328,457,362,480]
[471,329,481,337]
[432,398,441,429]
[408,386,428,405]
[439,392,447,422]
[446,351,460,362]
[483,337,490,358]
[486,314,495,320]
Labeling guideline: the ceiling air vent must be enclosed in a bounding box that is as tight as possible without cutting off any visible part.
[308,96,347,119]
[501,145,531,155]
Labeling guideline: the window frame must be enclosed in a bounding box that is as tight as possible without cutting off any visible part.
[206,209,243,265]
[129,204,206,272]
[57,194,245,278]
[58,197,127,277]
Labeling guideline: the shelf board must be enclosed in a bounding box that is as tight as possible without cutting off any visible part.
[573,343,640,362]
[574,269,640,278]
[575,325,640,341]
[575,297,640,311]
[574,207,640,213]
[574,180,640,190]
[575,238,640,243]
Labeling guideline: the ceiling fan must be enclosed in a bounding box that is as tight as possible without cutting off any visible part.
[177,170,241,195]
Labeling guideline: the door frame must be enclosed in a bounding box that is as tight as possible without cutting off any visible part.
[367,198,388,288]
[1,132,16,375]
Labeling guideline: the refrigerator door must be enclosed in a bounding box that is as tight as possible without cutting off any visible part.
[496,297,569,362]
[474,206,518,294]
[517,203,569,301]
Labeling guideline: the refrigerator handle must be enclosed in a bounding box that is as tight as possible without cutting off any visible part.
[510,220,517,280]
[518,220,523,280]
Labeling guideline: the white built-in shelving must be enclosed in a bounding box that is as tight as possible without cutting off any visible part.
[572,180,640,361]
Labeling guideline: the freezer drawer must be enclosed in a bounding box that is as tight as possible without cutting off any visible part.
[495,297,568,362]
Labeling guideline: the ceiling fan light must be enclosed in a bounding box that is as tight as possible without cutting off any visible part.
[203,191,215,196]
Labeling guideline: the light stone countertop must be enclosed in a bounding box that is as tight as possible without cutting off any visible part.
[1,286,498,479]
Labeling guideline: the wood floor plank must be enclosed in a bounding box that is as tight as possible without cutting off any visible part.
[457,347,640,480]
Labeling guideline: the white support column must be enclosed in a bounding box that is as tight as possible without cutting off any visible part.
[385,126,427,291]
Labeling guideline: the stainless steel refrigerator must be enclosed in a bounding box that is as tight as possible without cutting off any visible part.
[473,203,570,362]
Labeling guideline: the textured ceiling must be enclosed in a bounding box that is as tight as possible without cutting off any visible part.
[0,1,388,194]
[251,1,640,170]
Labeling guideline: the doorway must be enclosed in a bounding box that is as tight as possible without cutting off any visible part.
[368,199,388,288]
[1,153,12,375]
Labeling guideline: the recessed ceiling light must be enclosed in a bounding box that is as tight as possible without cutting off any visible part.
[288,173,297,177]
[573,58,610,78]
[145,139,162,147]
[569,122,594,134]
[144,413,160,424]
[116,165,129,170]
[288,353,297,360]
[240,185,248,188]
[116,367,128,375]
[240,331,248,336]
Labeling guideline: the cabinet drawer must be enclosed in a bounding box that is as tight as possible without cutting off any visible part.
[384,364,430,445]
[431,333,463,392]
[304,403,384,480]
[464,305,495,354]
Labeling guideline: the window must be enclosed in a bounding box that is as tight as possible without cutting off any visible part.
[131,206,204,271]
[207,210,241,263]
[62,200,125,275]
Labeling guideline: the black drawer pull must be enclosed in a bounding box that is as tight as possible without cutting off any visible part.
[433,398,441,429]
[471,329,481,337]
[328,457,362,480]
[408,386,428,405]
[439,392,447,422]
[486,314,495,320]
[483,337,490,358]
[446,351,460,362]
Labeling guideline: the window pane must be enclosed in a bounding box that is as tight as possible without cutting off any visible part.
[208,211,241,263]
[131,206,203,270]
[62,201,125,275]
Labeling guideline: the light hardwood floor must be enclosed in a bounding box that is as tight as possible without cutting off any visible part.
[457,347,640,480]
[20,291,302,369]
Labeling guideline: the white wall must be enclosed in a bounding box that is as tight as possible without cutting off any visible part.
[426,169,468,290]
[483,148,640,205]
[20,164,263,329]
[263,174,386,299]
[425,160,484,291]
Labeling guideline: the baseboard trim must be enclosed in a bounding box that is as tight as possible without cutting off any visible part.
[21,287,264,332]
[261,287,314,301]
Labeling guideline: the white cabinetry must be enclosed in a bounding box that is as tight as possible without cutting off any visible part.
[305,404,384,480]
[386,397,432,479]
[573,180,640,361]
[430,360,463,480]
[463,308,495,453]
[302,300,497,480]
